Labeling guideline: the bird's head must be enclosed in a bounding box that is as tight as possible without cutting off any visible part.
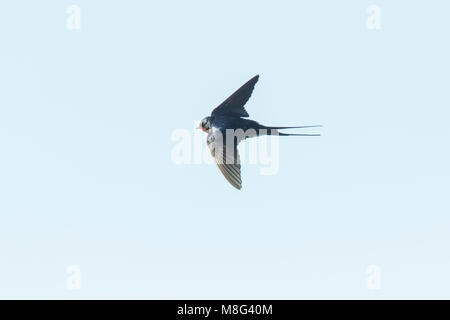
[197,117,211,132]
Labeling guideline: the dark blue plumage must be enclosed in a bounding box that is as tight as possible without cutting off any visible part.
[198,75,321,189]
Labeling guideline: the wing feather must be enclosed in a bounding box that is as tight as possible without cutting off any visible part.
[211,75,259,118]
[207,130,242,190]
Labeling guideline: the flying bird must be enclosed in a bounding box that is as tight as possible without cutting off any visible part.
[197,75,321,190]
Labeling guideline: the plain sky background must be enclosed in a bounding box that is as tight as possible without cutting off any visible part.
[1,0,449,299]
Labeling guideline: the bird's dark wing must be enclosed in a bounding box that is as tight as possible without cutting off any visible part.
[207,130,242,190]
[211,75,259,118]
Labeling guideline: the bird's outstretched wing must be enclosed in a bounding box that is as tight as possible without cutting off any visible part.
[211,75,259,118]
[207,130,242,190]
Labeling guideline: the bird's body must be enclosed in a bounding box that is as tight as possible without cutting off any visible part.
[198,75,320,190]
[203,115,262,136]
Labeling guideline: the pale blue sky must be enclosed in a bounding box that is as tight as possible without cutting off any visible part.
[0,1,449,299]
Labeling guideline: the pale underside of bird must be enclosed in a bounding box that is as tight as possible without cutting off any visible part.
[198,75,321,190]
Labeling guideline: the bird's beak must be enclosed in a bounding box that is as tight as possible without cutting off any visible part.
[196,123,206,132]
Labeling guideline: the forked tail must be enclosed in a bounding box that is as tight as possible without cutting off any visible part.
[260,125,322,136]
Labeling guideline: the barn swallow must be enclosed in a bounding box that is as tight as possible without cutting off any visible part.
[198,75,321,190]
